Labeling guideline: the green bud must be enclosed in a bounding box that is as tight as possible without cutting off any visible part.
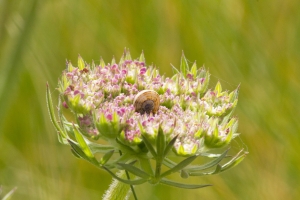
[125,68,137,84]
[78,55,85,70]
[111,56,116,65]
[100,57,106,68]
[125,48,132,60]
[190,61,197,79]
[180,51,189,77]
[95,113,120,139]
[139,50,145,62]
[67,61,75,72]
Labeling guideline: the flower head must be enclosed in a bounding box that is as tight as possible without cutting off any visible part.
[47,49,247,189]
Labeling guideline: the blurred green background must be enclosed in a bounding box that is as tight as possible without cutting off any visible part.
[1,0,299,199]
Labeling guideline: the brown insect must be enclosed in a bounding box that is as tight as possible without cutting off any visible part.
[133,90,160,114]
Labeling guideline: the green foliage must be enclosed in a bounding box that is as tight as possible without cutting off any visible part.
[1,0,300,199]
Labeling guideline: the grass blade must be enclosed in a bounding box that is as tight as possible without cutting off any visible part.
[73,124,95,160]
[46,83,68,143]
[161,155,197,178]
[117,163,150,179]
[185,149,229,172]
[102,167,147,185]
[161,178,211,189]
[141,134,157,157]
[164,135,178,157]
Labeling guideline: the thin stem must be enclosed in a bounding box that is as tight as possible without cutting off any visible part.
[154,159,162,181]
[119,150,138,200]
[153,153,163,184]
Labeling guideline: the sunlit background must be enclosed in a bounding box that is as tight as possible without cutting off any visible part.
[1,0,299,199]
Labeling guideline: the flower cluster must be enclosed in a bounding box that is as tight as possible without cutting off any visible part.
[47,49,246,189]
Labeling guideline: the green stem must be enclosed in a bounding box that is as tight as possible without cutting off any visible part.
[124,168,138,200]
[155,159,162,181]
[119,150,138,200]
[102,170,131,200]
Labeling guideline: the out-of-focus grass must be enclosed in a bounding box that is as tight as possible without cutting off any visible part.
[0,0,299,199]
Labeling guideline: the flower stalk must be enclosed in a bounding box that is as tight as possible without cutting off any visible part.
[102,170,132,200]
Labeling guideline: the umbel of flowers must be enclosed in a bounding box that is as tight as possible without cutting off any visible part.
[47,49,246,191]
